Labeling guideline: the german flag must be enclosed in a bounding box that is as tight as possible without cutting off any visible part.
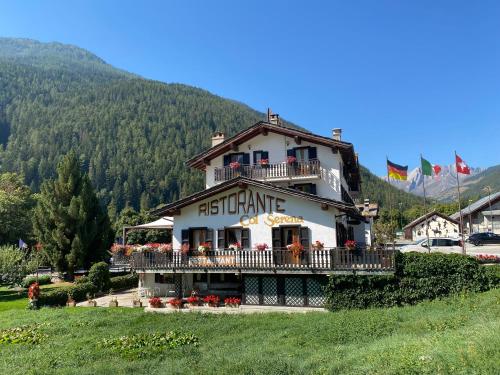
[387,160,408,181]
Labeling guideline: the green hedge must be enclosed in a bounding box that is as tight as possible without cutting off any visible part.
[324,252,498,311]
[38,282,97,307]
[88,262,110,292]
[109,273,138,291]
[21,275,52,288]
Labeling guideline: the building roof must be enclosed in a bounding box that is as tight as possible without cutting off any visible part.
[186,121,360,189]
[403,210,459,230]
[450,191,500,220]
[153,176,365,220]
[355,203,379,218]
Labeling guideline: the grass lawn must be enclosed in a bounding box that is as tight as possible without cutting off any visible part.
[0,282,73,312]
[0,288,498,374]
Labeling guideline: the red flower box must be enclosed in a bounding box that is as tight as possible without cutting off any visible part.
[203,295,220,307]
[148,297,162,308]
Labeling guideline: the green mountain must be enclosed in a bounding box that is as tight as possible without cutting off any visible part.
[0,37,421,215]
[459,165,500,199]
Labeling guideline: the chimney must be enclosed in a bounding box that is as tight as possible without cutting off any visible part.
[332,128,342,141]
[211,132,225,147]
[267,107,280,125]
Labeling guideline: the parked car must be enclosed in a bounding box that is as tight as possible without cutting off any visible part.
[468,232,500,246]
[400,237,463,253]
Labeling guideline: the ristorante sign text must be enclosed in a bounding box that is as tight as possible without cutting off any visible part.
[199,190,285,216]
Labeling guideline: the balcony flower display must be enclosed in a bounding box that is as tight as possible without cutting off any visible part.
[259,158,269,166]
[228,242,241,250]
[312,240,324,250]
[159,243,173,253]
[149,297,162,308]
[287,156,297,164]
[168,298,183,309]
[203,295,220,307]
[224,297,241,308]
[287,242,304,257]
[344,240,357,250]
[110,243,134,256]
[229,161,241,169]
[198,242,212,254]
[254,243,269,251]
[186,296,200,306]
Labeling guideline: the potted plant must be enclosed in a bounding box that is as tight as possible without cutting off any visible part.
[254,243,269,251]
[27,282,40,310]
[224,297,241,308]
[66,291,77,307]
[149,296,162,308]
[344,240,357,251]
[203,295,220,307]
[108,289,118,307]
[228,242,241,251]
[312,240,324,250]
[186,295,200,307]
[287,155,297,165]
[168,298,183,310]
[198,242,211,255]
[229,161,241,170]
[287,242,304,257]
[132,292,142,308]
[259,158,269,167]
[159,243,173,253]
[86,292,97,307]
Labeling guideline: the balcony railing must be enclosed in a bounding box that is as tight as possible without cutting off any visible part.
[112,248,395,274]
[214,160,321,182]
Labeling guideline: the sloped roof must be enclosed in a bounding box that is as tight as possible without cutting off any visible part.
[450,191,500,220]
[153,176,365,220]
[129,217,174,229]
[403,210,459,230]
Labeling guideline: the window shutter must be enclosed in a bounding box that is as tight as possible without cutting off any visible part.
[310,184,317,195]
[206,228,214,243]
[286,148,296,157]
[223,155,231,166]
[262,151,269,160]
[300,227,310,249]
[272,228,282,249]
[243,153,250,165]
[217,228,225,249]
[308,147,317,159]
[241,228,250,249]
[181,229,189,244]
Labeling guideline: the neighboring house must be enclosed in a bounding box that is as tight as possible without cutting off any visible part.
[451,192,500,234]
[403,211,460,241]
[356,199,379,246]
[130,111,395,307]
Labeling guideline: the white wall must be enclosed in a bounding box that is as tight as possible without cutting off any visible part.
[204,132,347,201]
[172,185,340,249]
[411,215,459,241]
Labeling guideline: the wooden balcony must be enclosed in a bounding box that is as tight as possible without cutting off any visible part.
[113,248,396,275]
[214,160,321,183]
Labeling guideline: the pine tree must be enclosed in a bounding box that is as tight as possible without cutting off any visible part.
[33,152,113,274]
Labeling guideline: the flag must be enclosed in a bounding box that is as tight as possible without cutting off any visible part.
[421,157,442,177]
[18,239,28,249]
[455,154,470,175]
[387,160,408,180]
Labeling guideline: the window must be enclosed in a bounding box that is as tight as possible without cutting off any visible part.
[295,147,309,162]
[271,226,310,249]
[155,273,174,284]
[253,150,269,165]
[223,153,250,166]
[226,228,242,246]
[218,227,250,249]
[182,228,214,249]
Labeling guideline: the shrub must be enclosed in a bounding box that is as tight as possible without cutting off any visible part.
[38,282,97,307]
[325,252,497,311]
[21,275,51,288]
[88,262,110,292]
[109,273,138,291]
[74,276,89,285]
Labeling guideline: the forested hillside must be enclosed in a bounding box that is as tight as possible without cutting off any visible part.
[0,37,423,218]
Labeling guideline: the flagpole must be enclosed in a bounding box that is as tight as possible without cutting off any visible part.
[454,151,466,254]
[421,155,431,252]
[386,156,395,250]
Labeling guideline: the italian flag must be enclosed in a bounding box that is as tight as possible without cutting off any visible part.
[421,157,441,176]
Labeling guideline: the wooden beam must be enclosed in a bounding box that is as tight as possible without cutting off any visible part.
[321,203,329,211]
[203,158,210,166]
[238,182,248,190]
[167,209,181,215]
[230,143,239,151]
[294,136,301,145]
[261,128,268,136]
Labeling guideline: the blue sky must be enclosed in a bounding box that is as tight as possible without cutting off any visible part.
[1,0,499,175]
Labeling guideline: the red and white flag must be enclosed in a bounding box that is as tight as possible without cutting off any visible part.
[455,154,470,175]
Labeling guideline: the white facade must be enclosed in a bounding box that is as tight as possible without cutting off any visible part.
[205,132,348,202]
[409,214,459,241]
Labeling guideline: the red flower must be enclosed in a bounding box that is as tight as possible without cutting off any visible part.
[169,298,183,307]
[148,297,162,308]
[344,240,357,249]
[28,282,40,300]
[224,297,241,306]
[203,295,220,306]
[229,161,241,169]
[186,296,200,305]
[287,156,297,164]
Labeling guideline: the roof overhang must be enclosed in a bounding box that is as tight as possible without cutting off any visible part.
[403,211,459,230]
[152,176,365,221]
